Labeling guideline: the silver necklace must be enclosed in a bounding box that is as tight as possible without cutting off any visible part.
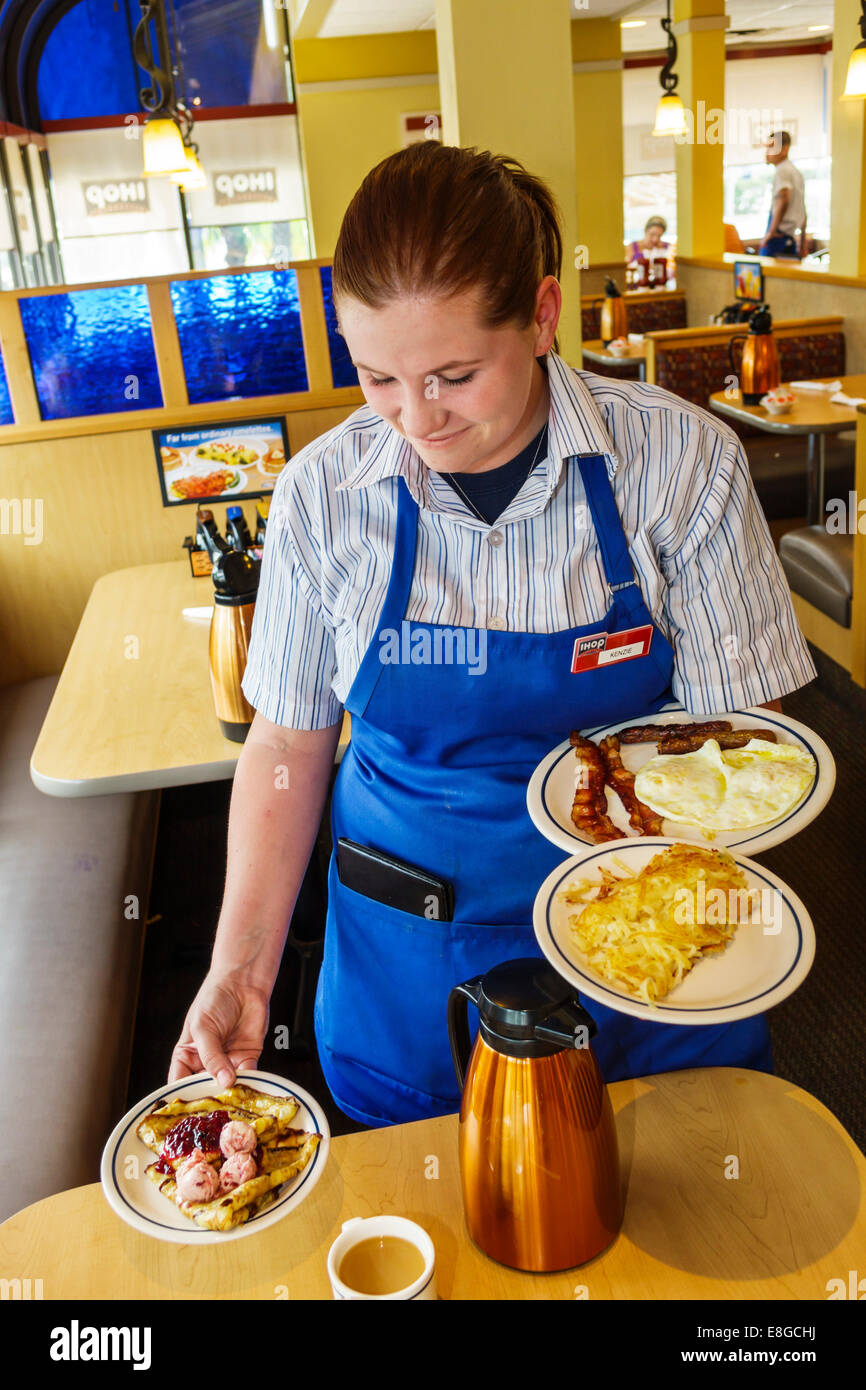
[447,423,548,525]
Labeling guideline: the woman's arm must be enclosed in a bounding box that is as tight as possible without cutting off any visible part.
[169,710,341,1087]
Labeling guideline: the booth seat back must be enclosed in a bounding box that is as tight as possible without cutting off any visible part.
[580,290,687,343]
[645,317,845,412]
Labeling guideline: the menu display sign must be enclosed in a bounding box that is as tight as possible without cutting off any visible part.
[153,416,289,507]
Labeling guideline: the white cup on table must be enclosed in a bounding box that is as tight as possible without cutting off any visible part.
[327,1215,437,1300]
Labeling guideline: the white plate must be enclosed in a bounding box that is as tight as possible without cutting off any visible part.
[533,839,815,1025]
[527,704,834,857]
[100,1070,330,1244]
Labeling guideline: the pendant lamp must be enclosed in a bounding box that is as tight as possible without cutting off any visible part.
[652,0,687,137]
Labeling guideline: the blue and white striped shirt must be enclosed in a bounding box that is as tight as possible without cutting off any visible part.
[241,349,816,727]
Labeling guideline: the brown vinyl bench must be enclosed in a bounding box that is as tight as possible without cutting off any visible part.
[777,411,866,685]
[0,676,160,1222]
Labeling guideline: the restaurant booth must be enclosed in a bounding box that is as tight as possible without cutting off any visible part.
[0,0,865,1328]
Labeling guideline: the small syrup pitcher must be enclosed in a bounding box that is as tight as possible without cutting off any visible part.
[448,957,623,1272]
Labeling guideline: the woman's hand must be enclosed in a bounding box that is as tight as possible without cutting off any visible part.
[169,970,271,1089]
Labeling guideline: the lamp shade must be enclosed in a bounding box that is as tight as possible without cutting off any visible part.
[842,41,866,99]
[142,117,189,175]
[652,93,687,137]
[170,148,207,190]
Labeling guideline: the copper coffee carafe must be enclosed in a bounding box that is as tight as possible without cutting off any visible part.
[599,277,627,346]
[729,302,780,404]
[448,958,623,1272]
[208,548,260,742]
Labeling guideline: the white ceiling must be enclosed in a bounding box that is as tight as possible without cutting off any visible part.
[296,0,834,51]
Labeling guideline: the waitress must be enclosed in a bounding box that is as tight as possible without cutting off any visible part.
[170,142,816,1127]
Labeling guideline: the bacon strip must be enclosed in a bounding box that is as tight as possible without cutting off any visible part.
[569,732,622,843]
[599,735,665,836]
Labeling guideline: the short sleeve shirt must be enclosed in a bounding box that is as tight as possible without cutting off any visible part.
[772,158,806,234]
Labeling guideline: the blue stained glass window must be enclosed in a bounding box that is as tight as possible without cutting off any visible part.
[19,286,163,420]
[170,271,308,404]
[320,266,359,389]
[0,349,13,425]
[37,0,285,122]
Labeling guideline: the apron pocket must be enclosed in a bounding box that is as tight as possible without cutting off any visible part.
[319,861,542,1106]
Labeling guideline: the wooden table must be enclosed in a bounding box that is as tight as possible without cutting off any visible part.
[709,374,866,526]
[582,338,647,380]
[3,1068,864,1300]
[30,559,350,796]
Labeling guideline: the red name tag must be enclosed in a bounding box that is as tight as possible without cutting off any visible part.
[571,624,653,674]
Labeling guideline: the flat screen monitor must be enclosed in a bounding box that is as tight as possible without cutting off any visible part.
[733,260,764,304]
[154,416,289,507]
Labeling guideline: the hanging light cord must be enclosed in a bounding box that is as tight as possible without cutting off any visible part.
[659,0,679,95]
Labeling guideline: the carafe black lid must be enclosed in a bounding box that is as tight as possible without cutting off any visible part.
[211,548,260,604]
[474,958,597,1057]
[749,302,773,334]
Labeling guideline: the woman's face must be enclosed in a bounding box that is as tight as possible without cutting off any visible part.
[336,279,559,473]
[645,223,664,248]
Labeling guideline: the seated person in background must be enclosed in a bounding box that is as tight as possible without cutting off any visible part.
[760,131,806,258]
[628,215,669,262]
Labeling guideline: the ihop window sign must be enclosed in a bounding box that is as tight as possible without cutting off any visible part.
[83,179,150,215]
[213,168,278,206]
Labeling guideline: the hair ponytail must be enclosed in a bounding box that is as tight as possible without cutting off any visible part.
[333,142,563,356]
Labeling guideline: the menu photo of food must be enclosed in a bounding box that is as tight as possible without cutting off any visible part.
[154,416,289,507]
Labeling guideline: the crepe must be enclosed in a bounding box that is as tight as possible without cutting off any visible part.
[136,1084,321,1231]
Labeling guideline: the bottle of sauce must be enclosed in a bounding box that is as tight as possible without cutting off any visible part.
[196,508,230,560]
[225,505,254,552]
[255,497,270,547]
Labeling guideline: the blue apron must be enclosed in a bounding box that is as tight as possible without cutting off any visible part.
[313,453,772,1126]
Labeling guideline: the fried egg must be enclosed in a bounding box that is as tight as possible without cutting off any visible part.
[633,738,815,831]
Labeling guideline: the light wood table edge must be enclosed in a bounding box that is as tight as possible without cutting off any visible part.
[2,1068,864,1302]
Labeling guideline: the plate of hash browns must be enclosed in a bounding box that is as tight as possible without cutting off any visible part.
[101,1071,329,1243]
[526,704,834,857]
[532,840,815,1024]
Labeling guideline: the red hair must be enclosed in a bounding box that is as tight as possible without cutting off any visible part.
[332,141,563,356]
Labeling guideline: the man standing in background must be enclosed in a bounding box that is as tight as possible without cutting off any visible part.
[760,130,806,258]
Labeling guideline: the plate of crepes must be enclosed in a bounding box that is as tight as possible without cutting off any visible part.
[526,705,834,857]
[533,839,815,1024]
[101,1070,328,1243]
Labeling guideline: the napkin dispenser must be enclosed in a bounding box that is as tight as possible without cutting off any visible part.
[208,548,261,742]
[448,958,623,1272]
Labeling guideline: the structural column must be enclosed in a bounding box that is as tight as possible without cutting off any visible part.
[671,0,727,259]
[435,0,582,363]
[830,0,866,277]
[571,19,625,271]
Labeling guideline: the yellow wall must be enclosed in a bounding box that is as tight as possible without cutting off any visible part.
[292,21,627,274]
[672,1,726,259]
[571,20,625,266]
[830,0,866,277]
[0,406,353,686]
[291,33,439,257]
